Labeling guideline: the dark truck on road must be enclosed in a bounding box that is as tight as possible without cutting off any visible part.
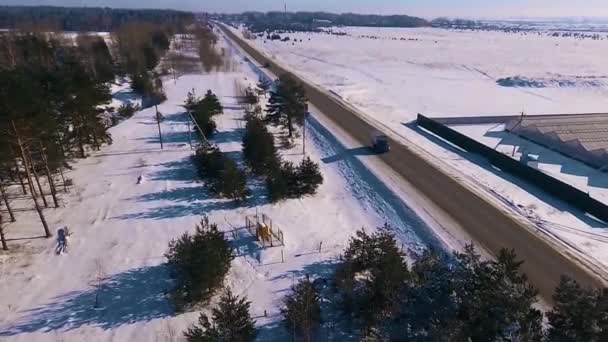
[371,134,390,153]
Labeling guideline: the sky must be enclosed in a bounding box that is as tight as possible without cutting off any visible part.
[1,0,608,19]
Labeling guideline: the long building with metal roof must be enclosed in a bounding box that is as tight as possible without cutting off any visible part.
[505,113,608,170]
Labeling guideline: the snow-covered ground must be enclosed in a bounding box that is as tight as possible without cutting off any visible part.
[236,26,608,268]
[0,33,455,341]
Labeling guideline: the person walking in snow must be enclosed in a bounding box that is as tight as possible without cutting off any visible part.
[55,228,66,254]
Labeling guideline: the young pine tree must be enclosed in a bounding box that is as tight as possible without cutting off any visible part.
[266,74,307,138]
[394,248,459,341]
[201,90,223,116]
[266,161,298,202]
[452,246,543,341]
[282,277,322,342]
[184,288,257,342]
[242,116,278,176]
[336,229,409,336]
[165,216,234,309]
[547,276,606,342]
[296,157,323,196]
[217,158,249,202]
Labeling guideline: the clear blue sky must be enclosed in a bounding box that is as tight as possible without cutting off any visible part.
[0,0,607,19]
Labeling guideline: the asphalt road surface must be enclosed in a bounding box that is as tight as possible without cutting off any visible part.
[218,23,607,301]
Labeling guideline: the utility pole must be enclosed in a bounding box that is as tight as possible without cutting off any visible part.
[303,104,309,156]
[156,104,164,150]
[187,111,193,149]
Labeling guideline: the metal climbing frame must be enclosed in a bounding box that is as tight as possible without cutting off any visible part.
[245,213,284,248]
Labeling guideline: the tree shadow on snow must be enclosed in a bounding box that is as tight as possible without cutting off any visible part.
[135,131,192,145]
[147,158,197,183]
[163,112,190,124]
[213,128,245,145]
[0,265,173,336]
[114,180,268,220]
[321,146,376,164]
[112,88,137,105]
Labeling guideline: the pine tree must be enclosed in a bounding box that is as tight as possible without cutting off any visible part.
[184,288,257,342]
[266,74,307,137]
[201,90,223,116]
[165,216,234,309]
[242,116,278,176]
[217,159,249,202]
[335,229,409,336]
[394,248,459,341]
[547,276,605,342]
[282,277,321,342]
[296,157,323,195]
[266,161,298,202]
[450,246,543,341]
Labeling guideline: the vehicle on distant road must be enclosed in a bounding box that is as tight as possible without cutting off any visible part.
[371,133,390,153]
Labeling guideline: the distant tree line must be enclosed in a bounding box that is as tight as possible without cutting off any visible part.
[431,17,484,29]
[0,6,194,32]
[211,11,429,33]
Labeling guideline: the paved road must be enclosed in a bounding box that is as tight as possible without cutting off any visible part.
[218,24,607,301]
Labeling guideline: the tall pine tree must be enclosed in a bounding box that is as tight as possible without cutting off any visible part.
[266,74,307,138]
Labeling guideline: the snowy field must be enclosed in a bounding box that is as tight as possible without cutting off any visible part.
[237,26,608,268]
[0,33,455,341]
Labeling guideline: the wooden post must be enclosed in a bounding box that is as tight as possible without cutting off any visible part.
[0,178,15,222]
[187,111,193,149]
[281,249,284,263]
[12,120,51,238]
[40,143,59,208]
